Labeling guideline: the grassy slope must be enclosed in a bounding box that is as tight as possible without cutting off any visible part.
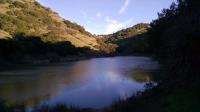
[0,0,99,50]
[102,23,150,43]
[98,23,151,55]
[0,30,11,39]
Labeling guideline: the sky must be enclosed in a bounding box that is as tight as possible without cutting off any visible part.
[37,0,175,35]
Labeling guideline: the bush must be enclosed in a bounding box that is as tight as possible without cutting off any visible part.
[0,32,94,61]
[0,0,11,4]
[12,1,25,8]
[63,20,93,36]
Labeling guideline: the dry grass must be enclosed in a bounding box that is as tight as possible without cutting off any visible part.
[0,0,100,50]
[0,3,9,14]
[0,30,12,39]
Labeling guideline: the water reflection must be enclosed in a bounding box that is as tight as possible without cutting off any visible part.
[0,56,159,109]
[128,70,152,83]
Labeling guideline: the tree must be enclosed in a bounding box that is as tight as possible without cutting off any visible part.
[148,0,200,84]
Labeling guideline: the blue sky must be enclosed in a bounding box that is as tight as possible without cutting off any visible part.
[37,0,175,34]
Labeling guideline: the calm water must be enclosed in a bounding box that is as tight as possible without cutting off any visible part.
[0,56,158,109]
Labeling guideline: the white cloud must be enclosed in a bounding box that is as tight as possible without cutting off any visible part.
[119,0,131,14]
[104,16,132,34]
[105,16,117,23]
[96,12,102,17]
[105,23,123,34]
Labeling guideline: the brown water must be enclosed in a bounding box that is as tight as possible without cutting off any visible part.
[0,56,159,109]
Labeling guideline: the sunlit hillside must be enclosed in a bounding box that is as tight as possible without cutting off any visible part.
[0,0,99,50]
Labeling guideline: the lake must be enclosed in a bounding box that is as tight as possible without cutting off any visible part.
[0,56,159,110]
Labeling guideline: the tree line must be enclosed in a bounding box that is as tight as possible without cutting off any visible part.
[0,33,91,62]
[148,0,200,85]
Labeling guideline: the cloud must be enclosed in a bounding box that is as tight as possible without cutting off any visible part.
[105,16,117,23]
[104,16,132,34]
[119,0,130,14]
[96,12,102,17]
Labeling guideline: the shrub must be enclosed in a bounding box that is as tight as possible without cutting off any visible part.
[12,1,25,8]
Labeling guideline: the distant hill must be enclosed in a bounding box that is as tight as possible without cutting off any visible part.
[0,0,99,50]
[98,23,151,54]
[101,23,150,43]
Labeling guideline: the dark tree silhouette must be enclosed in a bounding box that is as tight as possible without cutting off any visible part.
[148,0,200,84]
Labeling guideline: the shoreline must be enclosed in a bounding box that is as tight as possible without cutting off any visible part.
[0,54,115,70]
[0,53,154,70]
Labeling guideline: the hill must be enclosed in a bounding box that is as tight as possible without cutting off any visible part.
[101,23,150,43]
[0,0,99,50]
[98,23,151,54]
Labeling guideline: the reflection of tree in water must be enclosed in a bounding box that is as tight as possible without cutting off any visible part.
[0,57,159,109]
[0,61,92,109]
[128,69,153,83]
[0,78,51,108]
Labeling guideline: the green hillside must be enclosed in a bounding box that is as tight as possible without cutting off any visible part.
[0,0,99,50]
[98,23,151,54]
[102,23,150,43]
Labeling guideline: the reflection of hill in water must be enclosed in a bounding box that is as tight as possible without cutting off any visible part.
[0,60,91,107]
[127,69,153,83]
[0,57,159,109]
